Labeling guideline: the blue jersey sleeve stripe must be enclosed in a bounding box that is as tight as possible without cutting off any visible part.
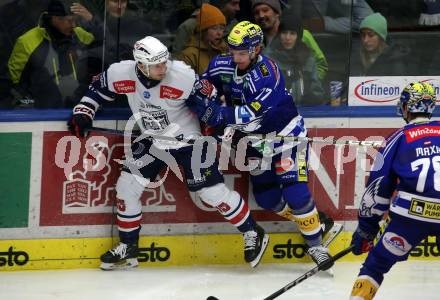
[209,66,234,72]
[382,130,403,159]
[248,76,257,94]
[210,69,234,77]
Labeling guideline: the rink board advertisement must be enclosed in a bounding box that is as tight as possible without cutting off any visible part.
[38,127,394,227]
[2,233,344,271]
[1,233,439,271]
[0,132,31,228]
[348,76,440,106]
[1,120,439,270]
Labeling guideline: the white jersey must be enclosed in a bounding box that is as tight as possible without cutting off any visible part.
[104,60,201,139]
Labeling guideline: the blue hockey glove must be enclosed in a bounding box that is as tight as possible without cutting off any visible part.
[68,104,95,138]
[187,79,217,110]
[351,227,376,255]
[187,79,225,126]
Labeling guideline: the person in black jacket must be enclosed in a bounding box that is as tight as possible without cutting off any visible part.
[350,12,411,76]
[7,0,94,108]
[0,0,50,108]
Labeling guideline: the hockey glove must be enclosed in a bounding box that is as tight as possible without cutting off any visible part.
[351,226,375,255]
[68,103,95,138]
[187,79,219,118]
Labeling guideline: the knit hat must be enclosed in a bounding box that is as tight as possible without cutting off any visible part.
[360,13,388,41]
[47,0,73,16]
[251,0,281,15]
[197,3,226,31]
[279,14,303,39]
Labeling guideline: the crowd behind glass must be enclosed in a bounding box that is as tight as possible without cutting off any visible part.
[1,0,439,109]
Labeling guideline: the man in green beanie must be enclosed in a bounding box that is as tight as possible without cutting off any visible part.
[350,12,411,76]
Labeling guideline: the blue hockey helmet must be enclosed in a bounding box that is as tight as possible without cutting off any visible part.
[398,81,436,117]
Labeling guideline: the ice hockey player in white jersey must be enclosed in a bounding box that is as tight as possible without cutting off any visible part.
[67,36,269,270]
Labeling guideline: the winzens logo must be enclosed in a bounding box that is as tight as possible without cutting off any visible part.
[0,247,29,267]
[138,242,171,262]
[410,238,440,257]
[273,239,307,259]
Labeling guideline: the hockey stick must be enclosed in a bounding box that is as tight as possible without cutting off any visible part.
[89,127,383,147]
[206,245,354,300]
[89,126,198,144]
[261,245,354,300]
[206,224,344,300]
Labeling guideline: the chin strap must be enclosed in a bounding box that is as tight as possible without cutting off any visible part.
[137,63,150,78]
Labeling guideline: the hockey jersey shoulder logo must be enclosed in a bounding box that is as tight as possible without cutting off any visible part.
[258,63,270,77]
[360,176,388,217]
[113,80,136,93]
[160,85,184,99]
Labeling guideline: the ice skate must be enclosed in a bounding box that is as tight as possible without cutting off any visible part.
[319,212,343,248]
[317,212,343,275]
[100,242,139,270]
[307,245,333,271]
[243,224,269,268]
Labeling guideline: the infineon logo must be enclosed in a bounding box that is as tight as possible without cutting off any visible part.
[354,79,401,103]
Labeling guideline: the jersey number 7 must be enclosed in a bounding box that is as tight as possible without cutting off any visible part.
[411,155,440,192]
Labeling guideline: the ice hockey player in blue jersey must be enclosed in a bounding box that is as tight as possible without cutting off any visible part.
[67,36,269,270]
[186,21,335,270]
[350,81,439,299]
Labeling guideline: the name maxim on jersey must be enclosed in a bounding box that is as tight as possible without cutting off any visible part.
[415,145,440,157]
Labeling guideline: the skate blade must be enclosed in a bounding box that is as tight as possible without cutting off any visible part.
[250,234,269,268]
[100,258,139,271]
[322,223,343,248]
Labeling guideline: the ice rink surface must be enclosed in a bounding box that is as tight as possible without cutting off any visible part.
[1,261,440,300]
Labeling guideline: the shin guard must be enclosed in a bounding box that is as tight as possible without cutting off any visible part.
[350,275,379,300]
[197,183,254,232]
[293,206,322,246]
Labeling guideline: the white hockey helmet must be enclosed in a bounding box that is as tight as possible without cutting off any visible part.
[133,36,169,76]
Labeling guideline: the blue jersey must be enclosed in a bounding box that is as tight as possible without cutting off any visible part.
[359,119,440,232]
[202,53,305,136]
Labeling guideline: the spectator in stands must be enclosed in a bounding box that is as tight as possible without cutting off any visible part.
[251,0,328,81]
[176,4,228,75]
[172,0,240,53]
[419,0,440,27]
[368,0,440,29]
[252,0,281,45]
[7,0,95,108]
[79,0,153,64]
[0,0,50,108]
[265,14,325,106]
[212,0,240,31]
[302,0,373,33]
[74,0,130,98]
[350,13,409,76]
[74,0,155,107]
[366,0,423,30]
